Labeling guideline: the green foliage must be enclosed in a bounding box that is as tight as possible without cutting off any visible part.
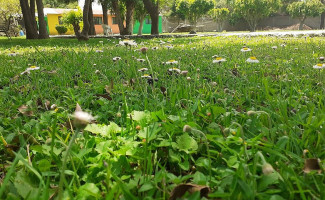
[61,7,83,31]
[287,0,324,20]
[234,0,281,31]
[209,8,230,31]
[172,0,215,25]
[55,25,68,34]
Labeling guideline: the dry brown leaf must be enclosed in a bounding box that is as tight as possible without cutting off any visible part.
[303,158,322,174]
[105,85,111,94]
[45,100,51,110]
[169,183,210,200]
[95,94,112,101]
[18,105,33,116]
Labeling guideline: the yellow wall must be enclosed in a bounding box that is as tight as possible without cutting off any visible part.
[47,13,121,35]
[47,14,74,35]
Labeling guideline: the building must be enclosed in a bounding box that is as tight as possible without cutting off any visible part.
[44,8,162,35]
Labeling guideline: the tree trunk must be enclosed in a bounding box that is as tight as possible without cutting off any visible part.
[36,0,49,39]
[124,0,135,35]
[299,17,306,30]
[29,0,37,32]
[102,2,108,25]
[111,0,135,35]
[88,1,96,35]
[111,0,125,34]
[142,0,159,35]
[320,12,325,29]
[80,0,91,40]
[19,0,38,39]
[72,22,81,38]
[138,15,145,35]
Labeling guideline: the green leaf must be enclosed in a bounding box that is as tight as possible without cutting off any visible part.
[37,159,51,172]
[192,171,207,185]
[176,133,198,153]
[139,182,154,192]
[258,173,280,192]
[128,110,151,122]
[78,183,100,199]
[138,123,161,142]
[85,122,121,137]
[14,170,39,200]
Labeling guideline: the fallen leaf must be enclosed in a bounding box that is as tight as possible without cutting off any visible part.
[303,158,322,174]
[18,105,33,116]
[95,94,112,101]
[169,183,210,200]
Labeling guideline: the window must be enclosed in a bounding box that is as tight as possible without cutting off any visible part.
[58,16,63,25]
[93,17,103,25]
[112,17,118,25]
[145,17,152,24]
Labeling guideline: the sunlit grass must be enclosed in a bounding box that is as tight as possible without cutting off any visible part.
[0,35,324,199]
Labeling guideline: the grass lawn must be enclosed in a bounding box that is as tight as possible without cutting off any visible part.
[0,35,324,199]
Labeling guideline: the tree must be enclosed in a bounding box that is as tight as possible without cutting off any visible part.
[19,0,38,39]
[134,0,147,35]
[98,0,111,25]
[79,0,91,40]
[36,0,49,38]
[111,0,136,35]
[142,0,159,35]
[209,7,230,32]
[320,0,325,29]
[187,0,214,30]
[61,7,83,37]
[171,0,214,31]
[170,0,188,24]
[233,0,281,31]
[88,0,96,35]
[0,0,21,38]
[287,0,324,30]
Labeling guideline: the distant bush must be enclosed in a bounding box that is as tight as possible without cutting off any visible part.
[55,25,68,34]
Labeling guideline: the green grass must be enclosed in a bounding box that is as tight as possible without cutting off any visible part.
[0,35,324,200]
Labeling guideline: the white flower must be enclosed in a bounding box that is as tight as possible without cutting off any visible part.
[141,74,152,78]
[280,43,286,47]
[119,39,137,46]
[137,59,145,63]
[73,111,94,128]
[95,50,103,53]
[95,70,100,74]
[213,57,226,63]
[99,41,103,44]
[168,68,181,73]
[27,65,40,71]
[241,47,252,52]
[271,46,277,50]
[138,68,148,72]
[212,55,219,58]
[165,45,173,49]
[152,47,158,50]
[313,63,325,69]
[186,77,191,81]
[21,65,40,75]
[166,60,178,65]
[113,57,121,61]
[50,104,57,110]
[8,53,18,56]
[181,70,188,76]
[246,57,259,63]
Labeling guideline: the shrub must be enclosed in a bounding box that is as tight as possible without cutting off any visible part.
[55,25,68,35]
